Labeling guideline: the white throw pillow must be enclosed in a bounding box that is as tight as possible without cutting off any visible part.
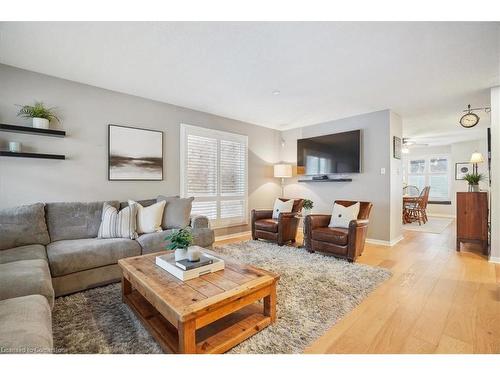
[98,202,138,239]
[328,202,360,229]
[129,200,166,234]
[272,199,294,219]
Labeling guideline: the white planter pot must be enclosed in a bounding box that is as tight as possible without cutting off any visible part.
[303,209,312,217]
[174,248,188,261]
[469,184,480,192]
[32,117,49,129]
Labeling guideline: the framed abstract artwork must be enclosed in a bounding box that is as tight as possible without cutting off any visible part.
[455,162,473,180]
[108,124,163,181]
[393,136,402,159]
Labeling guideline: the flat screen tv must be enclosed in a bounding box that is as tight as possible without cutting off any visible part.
[297,130,361,175]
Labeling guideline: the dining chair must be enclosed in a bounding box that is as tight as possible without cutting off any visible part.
[404,186,430,225]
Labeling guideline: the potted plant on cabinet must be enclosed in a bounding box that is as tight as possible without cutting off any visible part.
[17,102,60,129]
[302,199,314,216]
[165,227,194,261]
[463,173,483,192]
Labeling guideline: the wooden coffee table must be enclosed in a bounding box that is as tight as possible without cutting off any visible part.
[118,249,279,354]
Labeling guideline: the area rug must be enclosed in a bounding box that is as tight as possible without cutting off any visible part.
[52,240,391,354]
[403,216,453,234]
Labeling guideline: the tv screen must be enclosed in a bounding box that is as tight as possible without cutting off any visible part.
[297,130,361,175]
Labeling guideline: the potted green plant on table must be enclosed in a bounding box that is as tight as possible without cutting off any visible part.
[165,227,194,261]
[17,102,60,129]
[463,173,483,192]
[302,199,314,216]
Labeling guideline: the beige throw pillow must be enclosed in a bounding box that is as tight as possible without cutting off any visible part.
[328,202,360,229]
[128,200,166,234]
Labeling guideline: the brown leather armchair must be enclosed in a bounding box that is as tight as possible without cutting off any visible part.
[304,200,373,262]
[251,198,304,246]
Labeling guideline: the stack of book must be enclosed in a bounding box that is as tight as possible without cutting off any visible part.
[175,255,214,270]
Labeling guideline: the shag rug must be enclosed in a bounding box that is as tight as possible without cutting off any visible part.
[52,240,391,354]
[403,216,453,234]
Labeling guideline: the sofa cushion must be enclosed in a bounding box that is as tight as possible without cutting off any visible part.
[47,238,141,277]
[254,218,279,232]
[45,200,120,242]
[0,203,50,251]
[157,196,194,229]
[0,244,47,265]
[0,295,53,354]
[0,260,54,308]
[136,230,173,255]
[312,227,349,246]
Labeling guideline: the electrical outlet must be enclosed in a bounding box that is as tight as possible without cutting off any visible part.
[380,168,386,175]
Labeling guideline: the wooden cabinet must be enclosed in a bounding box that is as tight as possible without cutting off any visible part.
[456,192,488,254]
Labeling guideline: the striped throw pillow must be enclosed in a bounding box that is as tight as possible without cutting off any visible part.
[98,202,138,239]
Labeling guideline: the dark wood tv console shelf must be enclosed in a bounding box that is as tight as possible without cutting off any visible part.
[0,123,66,137]
[0,151,65,160]
[298,178,353,182]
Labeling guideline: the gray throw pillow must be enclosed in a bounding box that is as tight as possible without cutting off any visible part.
[0,203,50,250]
[156,196,194,229]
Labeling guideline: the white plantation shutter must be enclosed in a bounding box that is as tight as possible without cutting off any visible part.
[180,124,248,228]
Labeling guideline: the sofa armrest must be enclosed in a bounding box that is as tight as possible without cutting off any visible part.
[251,209,273,221]
[190,215,210,229]
[349,219,369,229]
[305,214,331,230]
[347,219,370,261]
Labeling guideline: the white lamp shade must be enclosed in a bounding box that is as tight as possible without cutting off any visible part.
[470,152,484,164]
[274,164,293,178]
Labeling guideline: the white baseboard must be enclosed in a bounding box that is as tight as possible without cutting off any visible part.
[427,213,456,219]
[366,235,404,247]
[488,256,500,264]
[215,231,251,241]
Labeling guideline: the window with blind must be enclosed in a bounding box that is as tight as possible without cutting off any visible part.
[406,155,450,200]
[180,124,248,228]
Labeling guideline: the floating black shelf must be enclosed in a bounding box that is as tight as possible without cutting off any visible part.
[298,178,353,182]
[0,151,65,160]
[0,123,66,137]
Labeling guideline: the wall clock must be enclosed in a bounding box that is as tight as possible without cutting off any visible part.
[460,104,480,128]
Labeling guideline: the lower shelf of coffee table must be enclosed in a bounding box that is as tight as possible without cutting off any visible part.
[124,289,271,354]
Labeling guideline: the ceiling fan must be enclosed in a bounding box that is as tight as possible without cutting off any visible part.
[402,138,429,153]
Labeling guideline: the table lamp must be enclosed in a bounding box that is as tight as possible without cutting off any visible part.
[470,152,484,174]
[274,164,292,197]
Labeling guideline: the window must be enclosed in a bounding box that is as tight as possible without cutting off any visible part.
[180,124,248,228]
[406,155,450,200]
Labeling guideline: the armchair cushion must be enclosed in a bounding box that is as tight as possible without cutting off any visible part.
[254,219,279,232]
[311,227,349,246]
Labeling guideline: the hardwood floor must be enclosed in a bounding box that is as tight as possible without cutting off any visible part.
[214,221,500,354]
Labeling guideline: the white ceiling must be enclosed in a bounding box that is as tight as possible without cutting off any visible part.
[0,22,498,144]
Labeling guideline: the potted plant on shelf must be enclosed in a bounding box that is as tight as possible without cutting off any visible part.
[302,199,314,216]
[17,102,60,129]
[165,227,194,261]
[463,173,483,192]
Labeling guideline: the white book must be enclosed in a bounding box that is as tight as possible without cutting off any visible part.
[155,252,225,281]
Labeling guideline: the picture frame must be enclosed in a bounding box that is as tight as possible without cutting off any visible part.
[393,136,401,159]
[108,124,163,181]
[455,162,473,180]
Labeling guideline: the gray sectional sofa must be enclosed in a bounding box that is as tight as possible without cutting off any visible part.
[0,198,214,354]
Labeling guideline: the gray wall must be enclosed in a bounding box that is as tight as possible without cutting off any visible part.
[0,64,281,236]
[280,110,400,242]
